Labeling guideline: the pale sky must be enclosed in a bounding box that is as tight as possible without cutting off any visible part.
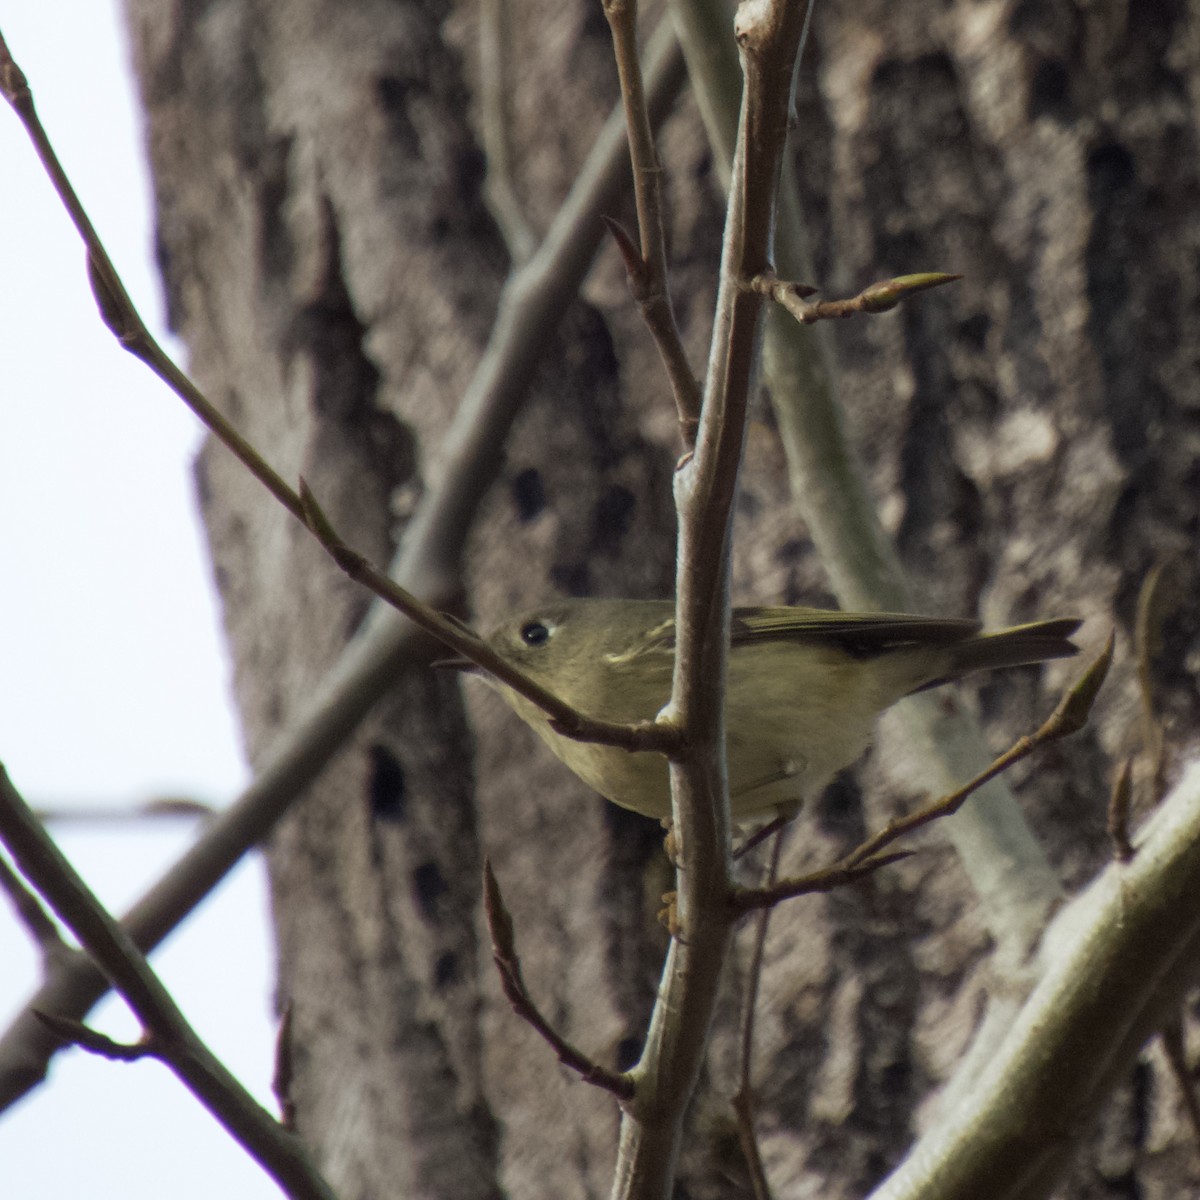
[0,4,280,1196]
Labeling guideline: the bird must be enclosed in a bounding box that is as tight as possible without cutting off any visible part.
[463,598,1081,822]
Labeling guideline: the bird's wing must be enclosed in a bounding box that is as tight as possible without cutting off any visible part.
[629,607,982,657]
[729,607,982,652]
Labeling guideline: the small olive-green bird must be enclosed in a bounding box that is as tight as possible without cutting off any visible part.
[468,599,1080,822]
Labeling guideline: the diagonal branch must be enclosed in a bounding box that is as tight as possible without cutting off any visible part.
[298,483,678,755]
[0,767,336,1200]
[0,851,63,959]
[868,759,1200,1200]
[1,28,663,756]
[0,18,688,1111]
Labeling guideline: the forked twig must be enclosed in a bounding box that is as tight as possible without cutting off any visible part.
[749,271,962,325]
[483,861,633,1100]
[676,0,1066,951]
[612,5,830,1194]
[732,851,913,914]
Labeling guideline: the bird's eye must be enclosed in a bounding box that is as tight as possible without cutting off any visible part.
[520,621,551,646]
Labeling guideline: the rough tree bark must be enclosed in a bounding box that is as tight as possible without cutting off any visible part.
[124,1,1200,1198]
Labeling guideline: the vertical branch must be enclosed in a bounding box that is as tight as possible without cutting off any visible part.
[611,4,817,1197]
[603,0,701,442]
[733,832,786,1200]
[670,0,1063,959]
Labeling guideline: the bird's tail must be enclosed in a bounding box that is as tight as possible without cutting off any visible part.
[917,617,1082,691]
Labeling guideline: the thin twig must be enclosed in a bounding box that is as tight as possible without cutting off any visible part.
[0,19,689,1112]
[749,271,962,325]
[0,767,336,1200]
[1107,758,1135,863]
[602,0,701,444]
[1135,559,1175,804]
[732,851,912,914]
[478,0,536,262]
[733,831,784,1200]
[0,30,674,763]
[848,632,1112,868]
[35,797,216,824]
[736,636,1113,914]
[733,811,793,861]
[272,1003,297,1131]
[299,482,679,755]
[0,851,64,956]
[483,862,633,1099]
[33,1011,152,1062]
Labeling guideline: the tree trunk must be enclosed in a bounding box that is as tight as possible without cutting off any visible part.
[124,0,1200,1197]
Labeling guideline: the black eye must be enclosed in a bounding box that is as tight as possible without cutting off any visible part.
[520,621,551,646]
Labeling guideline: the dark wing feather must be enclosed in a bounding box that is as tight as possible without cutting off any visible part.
[729,607,981,654]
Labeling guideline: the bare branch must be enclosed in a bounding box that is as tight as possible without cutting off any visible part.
[1107,758,1135,864]
[0,22,688,1111]
[733,832,785,1200]
[750,271,962,325]
[0,852,63,957]
[3,28,679,760]
[602,0,701,444]
[0,766,336,1200]
[33,1012,152,1063]
[732,851,912,914]
[483,862,633,1099]
[478,0,537,262]
[299,481,681,756]
[868,760,1200,1200]
[34,797,217,825]
[672,0,1066,957]
[612,4,815,1196]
